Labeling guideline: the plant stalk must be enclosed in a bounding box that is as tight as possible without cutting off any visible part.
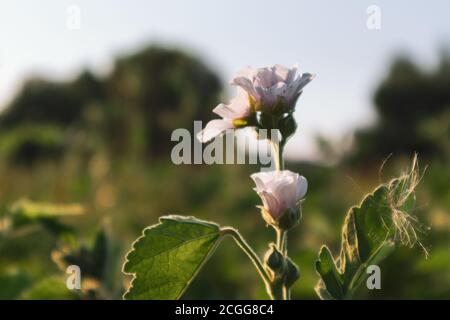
[220,227,274,300]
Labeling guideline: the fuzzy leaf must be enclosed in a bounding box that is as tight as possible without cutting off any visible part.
[315,174,419,299]
[123,215,221,300]
[315,246,344,299]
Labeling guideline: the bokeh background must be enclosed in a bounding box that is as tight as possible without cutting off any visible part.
[0,0,449,299]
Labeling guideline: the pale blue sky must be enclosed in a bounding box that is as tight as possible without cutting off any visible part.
[0,0,449,159]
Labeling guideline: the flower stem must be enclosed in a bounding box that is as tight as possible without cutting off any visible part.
[275,228,289,300]
[220,227,274,299]
[270,140,284,171]
[281,231,290,300]
[273,137,293,300]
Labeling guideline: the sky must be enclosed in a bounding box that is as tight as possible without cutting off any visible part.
[0,0,449,159]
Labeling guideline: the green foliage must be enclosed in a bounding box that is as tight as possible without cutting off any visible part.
[0,125,65,164]
[0,74,101,128]
[10,198,84,220]
[123,215,222,300]
[20,276,80,300]
[52,229,108,282]
[51,228,118,299]
[5,199,83,237]
[0,45,446,300]
[0,271,32,299]
[315,171,421,299]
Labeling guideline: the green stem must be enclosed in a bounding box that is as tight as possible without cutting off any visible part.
[270,140,284,171]
[272,137,292,300]
[282,232,290,300]
[275,229,289,300]
[220,227,274,300]
[270,142,280,171]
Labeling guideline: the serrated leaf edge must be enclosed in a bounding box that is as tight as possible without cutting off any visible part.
[122,215,222,300]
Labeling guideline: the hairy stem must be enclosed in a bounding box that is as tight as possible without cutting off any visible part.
[220,227,274,299]
[275,228,289,300]
[273,139,292,300]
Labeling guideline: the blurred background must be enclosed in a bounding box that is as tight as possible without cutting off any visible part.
[0,0,449,299]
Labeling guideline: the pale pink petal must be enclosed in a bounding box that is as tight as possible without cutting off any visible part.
[196,119,233,143]
[294,73,315,93]
[212,103,236,119]
[235,66,257,79]
[272,64,290,82]
[212,89,251,120]
[251,171,276,190]
[283,73,315,106]
[286,64,299,83]
[296,175,308,200]
[267,82,287,102]
[251,170,307,218]
[255,67,276,88]
[230,77,259,100]
[251,176,266,192]
[259,191,283,219]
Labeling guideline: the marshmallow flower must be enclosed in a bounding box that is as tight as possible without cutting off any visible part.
[231,64,314,113]
[251,170,308,225]
[197,88,252,143]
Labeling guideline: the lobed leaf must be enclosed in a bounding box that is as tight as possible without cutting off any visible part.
[315,173,419,299]
[315,245,344,299]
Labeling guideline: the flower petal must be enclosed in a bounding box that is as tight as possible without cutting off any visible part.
[286,64,299,83]
[230,68,259,100]
[251,171,276,190]
[296,175,308,200]
[259,191,283,219]
[272,64,290,82]
[251,170,307,217]
[212,103,235,119]
[255,67,277,88]
[196,119,233,143]
[294,73,315,93]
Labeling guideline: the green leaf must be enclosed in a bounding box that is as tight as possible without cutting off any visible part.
[123,215,221,300]
[0,271,32,299]
[52,228,109,281]
[315,246,344,299]
[5,199,83,237]
[315,173,420,300]
[20,276,81,300]
[0,199,84,241]
[10,198,84,219]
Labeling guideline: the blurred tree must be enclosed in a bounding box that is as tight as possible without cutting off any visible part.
[0,70,104,127]
[348,53,450,164]
[0,45,223,162]
[0,71,105,163]
[106,45,222,158]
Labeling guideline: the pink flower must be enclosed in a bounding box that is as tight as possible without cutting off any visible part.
[230,64,314,113]
[251,170,307,224]
[197,89,252,143]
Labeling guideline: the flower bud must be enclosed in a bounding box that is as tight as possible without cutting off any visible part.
[284,257,300,288]
[278,113,297,142]
[277,203,302,230]
[256,111,276,130]
[251,171,307,230]
[264,243,284,274]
